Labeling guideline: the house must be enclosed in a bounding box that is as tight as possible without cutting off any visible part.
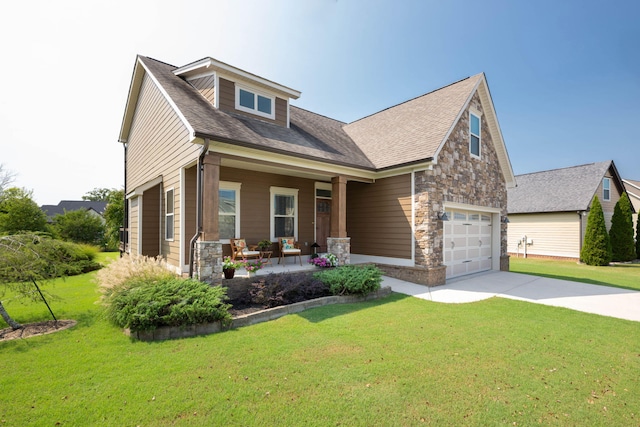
[118,55,515,285]
[507,161,629,260]
[41,200,108,223]
[622,179,639,237]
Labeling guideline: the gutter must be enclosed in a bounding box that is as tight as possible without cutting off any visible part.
[188,139,210,278]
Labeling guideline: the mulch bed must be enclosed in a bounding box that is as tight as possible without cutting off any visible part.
[0,320,76,342]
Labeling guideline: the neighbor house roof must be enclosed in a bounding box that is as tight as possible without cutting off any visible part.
[119,55,514,184]
[623,178,640,207]
[41,200,108,219]
[508,161,620,214]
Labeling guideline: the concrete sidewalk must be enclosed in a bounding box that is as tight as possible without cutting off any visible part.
[383,271,640,322]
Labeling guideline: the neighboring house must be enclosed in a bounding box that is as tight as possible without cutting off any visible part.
[622,178,640,236]
[118,55,515,285]
[41,200,108,223]
[507,161,628,260]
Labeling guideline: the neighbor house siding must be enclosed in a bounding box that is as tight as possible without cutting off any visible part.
[596,170,622,230]
[507,212,581,259]
[346,174,412,259]
[189,74,216,105]
[126,72,201,270]
[218,77,287,127]
[218,167,316,257]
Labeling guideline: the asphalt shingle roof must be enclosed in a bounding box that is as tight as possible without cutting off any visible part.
[343,75,482,169]
[507,161,613,214]
[41,201,108,218]
[138,56,483,172]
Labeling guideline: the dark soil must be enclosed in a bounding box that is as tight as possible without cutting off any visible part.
[0,320,76,342]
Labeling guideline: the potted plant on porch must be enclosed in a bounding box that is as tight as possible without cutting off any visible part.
[222,256,241,279]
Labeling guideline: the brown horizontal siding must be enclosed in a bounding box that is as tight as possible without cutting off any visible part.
[183,166,197,265]
[219,167,316,256]
[126,72,201,270]
[189,74,216,105]
[218,77,286,126]
[347,174,412,259]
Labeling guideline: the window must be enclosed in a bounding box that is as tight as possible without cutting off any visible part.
[236,86,274,119]
[470,113,481,158]
[603,177,611,201]
[219,182,241,241]
[165,188,174,240]
[270,187,298,240]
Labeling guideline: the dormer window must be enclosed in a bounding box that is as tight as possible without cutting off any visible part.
[236,85,275,119]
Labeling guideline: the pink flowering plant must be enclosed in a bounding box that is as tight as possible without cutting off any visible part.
[243,258,267,273]
[309,253,338,268]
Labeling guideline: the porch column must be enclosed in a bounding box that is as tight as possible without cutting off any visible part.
[328,175,350,265]
[195,153,222,284]
[202,153,220,241]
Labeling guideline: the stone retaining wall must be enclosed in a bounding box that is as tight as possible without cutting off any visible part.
[126,287,392,341]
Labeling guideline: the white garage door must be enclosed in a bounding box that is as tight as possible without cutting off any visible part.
[443,209,493,279]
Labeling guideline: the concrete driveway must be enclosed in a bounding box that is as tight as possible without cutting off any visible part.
[384,271,640,322]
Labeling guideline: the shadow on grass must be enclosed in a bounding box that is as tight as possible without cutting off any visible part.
[511,266,640,292]
[294,292,408,323]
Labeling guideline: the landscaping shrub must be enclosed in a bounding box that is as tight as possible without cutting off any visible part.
[104,278,231,332]
[314,264,382,296]
[609,192,636,262]
[580,196,612,266]
[96,254,175,301]
[248,272,330,308]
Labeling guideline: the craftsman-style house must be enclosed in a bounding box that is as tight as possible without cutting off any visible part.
[118,56,515,285]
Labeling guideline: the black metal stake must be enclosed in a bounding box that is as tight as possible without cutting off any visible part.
[32,279,57,323]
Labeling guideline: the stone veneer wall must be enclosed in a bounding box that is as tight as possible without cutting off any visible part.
[327,237,351,266]
[414,92,508,272]
[194,240,223,285]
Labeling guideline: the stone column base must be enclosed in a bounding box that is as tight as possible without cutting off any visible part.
[194,240,223,285]
[500,255,510,272]
[376,264,447,287]
[327,237,350,266]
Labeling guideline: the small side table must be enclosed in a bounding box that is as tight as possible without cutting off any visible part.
[260,250,273,266]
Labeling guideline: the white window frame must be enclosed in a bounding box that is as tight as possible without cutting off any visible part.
[235,84,275,120]
[165,188,174,241]
[219,181,241,243]
[603,177,611,201]
[270,186,299,241]
[469,112,481,159]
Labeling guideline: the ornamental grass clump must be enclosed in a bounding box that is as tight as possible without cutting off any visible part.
[314,264,382,296]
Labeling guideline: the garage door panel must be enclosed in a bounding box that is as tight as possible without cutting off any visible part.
[444,208,493,279]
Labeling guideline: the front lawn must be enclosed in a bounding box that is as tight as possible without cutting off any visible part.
[510,256,640,291]
[1,253,639,425]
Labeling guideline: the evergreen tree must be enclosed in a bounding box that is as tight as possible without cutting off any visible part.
[609,193,636,262]
[636,215,640,259]
[580,196,612,266]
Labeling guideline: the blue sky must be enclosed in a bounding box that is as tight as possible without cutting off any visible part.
[1,0,638,204]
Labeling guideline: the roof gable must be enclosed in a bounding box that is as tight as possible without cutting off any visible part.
[508,161,622,214]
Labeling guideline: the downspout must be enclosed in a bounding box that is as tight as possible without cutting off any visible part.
[189,139,210,278]
[121,142,128,257]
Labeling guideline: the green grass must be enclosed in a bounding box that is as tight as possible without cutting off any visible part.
[1,253,639,426]
[510,256,640,291]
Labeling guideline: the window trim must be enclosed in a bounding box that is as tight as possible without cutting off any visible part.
[219,181,241,243]
[270,186,299,241]
[469,112,481,158]
[603,177,611,201]
[165,188,175,241]
[235,84,275,120]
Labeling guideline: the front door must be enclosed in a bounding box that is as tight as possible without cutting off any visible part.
[316,199,331,253]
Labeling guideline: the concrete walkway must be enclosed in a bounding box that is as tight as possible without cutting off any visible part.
[384,271,640,322]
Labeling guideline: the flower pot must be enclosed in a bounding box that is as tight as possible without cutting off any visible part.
[223,268,235,279]
[247,271,257,278]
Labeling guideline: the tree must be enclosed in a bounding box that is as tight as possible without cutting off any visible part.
[0,235,61,329]
[609,192,636,262]
[0,187,49,235]
[580,196,612,266]
[0,163,16,196]
[82,188,114,201]
[52,209,105,246]
[103,189,124,251]
[636,215,640,259]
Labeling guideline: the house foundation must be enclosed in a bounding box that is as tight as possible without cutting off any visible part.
[377,264,447,287]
